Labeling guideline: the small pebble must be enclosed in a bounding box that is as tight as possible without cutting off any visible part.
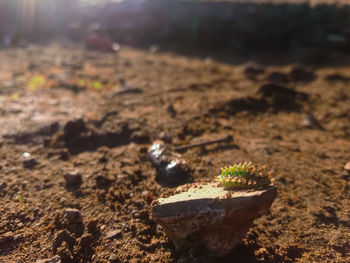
[62,208,82,224]
[106,229,122,240]
[344,162,350,172]
[109,253,120,263]
[23,152,31,158]
[23,158,38,169]
[36,255,61,263]
[302,114,324,130]
[64,171,83,188]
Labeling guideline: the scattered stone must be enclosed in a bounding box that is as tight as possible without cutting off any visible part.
[87,218,99,233]
[106,229,122,240]
[167,105,176,118]
[148,141,192,186]
[23,155,38,169]
[152,183,277,257]
[23,152,31,158]
[302,114,325,130]
[36,255,61,263]
[109,253,121,263]
[344,162,350,172]
[111,87,143,96]
[62,208,82,224]
[64,171,83,188]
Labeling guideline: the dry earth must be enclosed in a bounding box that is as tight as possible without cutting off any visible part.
[0,43,349,262]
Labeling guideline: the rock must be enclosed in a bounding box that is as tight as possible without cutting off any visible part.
[87,218,99,233]
[23,157,38,169]
[109,253,121,263]
[64,171,83,188]
[152,183,277,257]
[62,208,82,224]
[302,114,325,130]
[106,229,122,240]
[111,87,143,96]
[148,141,191,186]
[36,255,61,263]
[167,105,176,118]
[344,162,350,172]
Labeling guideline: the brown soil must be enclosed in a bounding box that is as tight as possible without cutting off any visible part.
[0,43,349,263]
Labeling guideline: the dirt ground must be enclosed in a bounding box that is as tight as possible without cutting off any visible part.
[0,43,349,263]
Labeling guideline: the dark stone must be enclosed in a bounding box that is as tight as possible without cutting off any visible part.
[167,105,176,118]
[148,142,191,186]
[64,171,83,188]
[23,158,38,169]
[62,208,82,224]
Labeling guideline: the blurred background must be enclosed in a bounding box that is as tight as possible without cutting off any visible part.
[1,0,350,61]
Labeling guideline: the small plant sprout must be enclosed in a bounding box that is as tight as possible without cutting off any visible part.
[28,75,46,91]
[216,162,272,189]
[18,194,22,203]
[92,81,102,90]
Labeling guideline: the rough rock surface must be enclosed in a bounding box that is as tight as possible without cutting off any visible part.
[152,183,277,257]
